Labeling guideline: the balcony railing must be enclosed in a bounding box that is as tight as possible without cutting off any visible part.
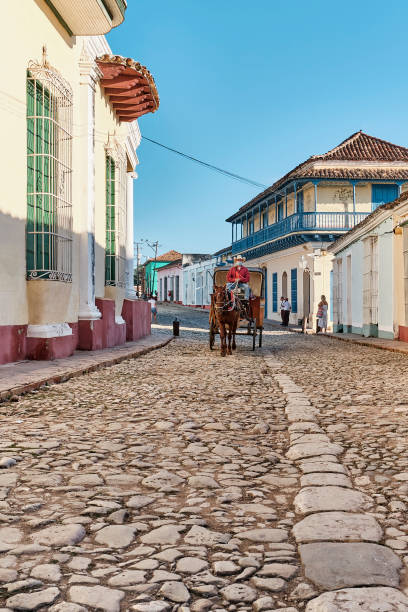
[232,211,369,254]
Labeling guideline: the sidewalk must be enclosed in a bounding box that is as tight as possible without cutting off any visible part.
[321,331,408,355]
[0,332,172,402]
[264,318,408,356]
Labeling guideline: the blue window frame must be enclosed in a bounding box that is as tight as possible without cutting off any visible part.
[291,268,297,313]
[277,202,284,221]
[272,272,278,312]
[249,217,254,234]
[372,184,398,211]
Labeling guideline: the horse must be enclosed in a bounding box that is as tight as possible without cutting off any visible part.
[213,285,240,357]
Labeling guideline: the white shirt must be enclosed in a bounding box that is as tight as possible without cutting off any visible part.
[148,299,156,310]
[282,300,291,311]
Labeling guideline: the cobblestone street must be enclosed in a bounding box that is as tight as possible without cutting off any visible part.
[1,304,408,610]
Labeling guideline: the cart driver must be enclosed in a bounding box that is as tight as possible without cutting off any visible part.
[226,255,250,299]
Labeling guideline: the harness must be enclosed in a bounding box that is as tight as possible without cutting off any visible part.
[215,288,236,312]
[215,283,243,312]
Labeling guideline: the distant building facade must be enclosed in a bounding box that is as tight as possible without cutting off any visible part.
[182,249,231,308]
[157,254,212,305]
[143,250,181,296]
[0,1,159,364]
[226,132,408,326]
[330,192,408,340]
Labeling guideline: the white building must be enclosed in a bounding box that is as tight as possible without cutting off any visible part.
[182,248,232,308]
[329,192,408,341]
[0,1,159,364]
[226,132,408,328]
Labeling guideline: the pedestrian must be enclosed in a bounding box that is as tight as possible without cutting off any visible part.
[316,295,328,333]
[280,296,285,326]
[282,297,291,327]
[148,295,158,322]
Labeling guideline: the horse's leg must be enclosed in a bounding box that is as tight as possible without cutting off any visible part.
[219,320,227,356]
[232,313,238,350]
[227,321,232,355]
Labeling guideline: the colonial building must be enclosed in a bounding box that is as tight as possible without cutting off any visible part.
[329,192,408,340]
[0,1,159,364]
[182,249,231,309]
[143,250,181,296]
[226,132,408,326]
[157,254,212,303]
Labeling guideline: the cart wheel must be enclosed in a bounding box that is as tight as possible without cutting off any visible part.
[209,323,216,350]
[252,326,256,351]
[259,327,263,348]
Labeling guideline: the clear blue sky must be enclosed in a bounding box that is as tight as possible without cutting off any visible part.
[107,0,408,260]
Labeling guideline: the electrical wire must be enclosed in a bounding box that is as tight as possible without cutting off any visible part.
[142,135,267,189]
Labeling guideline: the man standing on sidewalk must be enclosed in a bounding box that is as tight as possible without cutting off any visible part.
[280,296,285,325]
[281,297,291,327]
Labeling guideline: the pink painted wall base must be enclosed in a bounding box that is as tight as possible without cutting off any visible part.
[0,299,151,365]
[26,324,78,361]
[0,325,27,365]
[399,325,408,342]
[122,299,151,341]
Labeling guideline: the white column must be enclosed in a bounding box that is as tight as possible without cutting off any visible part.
[78,52,102,321]
[126,172,137,298]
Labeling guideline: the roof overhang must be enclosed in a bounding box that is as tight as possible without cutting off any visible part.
[45,0,126,35]
[96,54,159,122]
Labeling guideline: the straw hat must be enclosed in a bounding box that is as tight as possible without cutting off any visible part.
[233,255,246,265]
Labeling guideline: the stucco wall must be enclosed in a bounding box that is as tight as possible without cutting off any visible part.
[378,219,394,335]
[0,2,131,327]
[0,2,80,326]
[249,244,333,327]
[183,259,217,306]
[334,217,396,337]
[157,266,183,301]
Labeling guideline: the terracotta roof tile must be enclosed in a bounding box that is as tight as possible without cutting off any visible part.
[145,250,182,264]
[320,131,408,162]
[226,132,408,221]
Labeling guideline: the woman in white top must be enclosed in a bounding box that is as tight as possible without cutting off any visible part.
[317,295,328,333]
[148,296,157,322]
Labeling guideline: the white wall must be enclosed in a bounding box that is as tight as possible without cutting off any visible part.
[250,244,333,327]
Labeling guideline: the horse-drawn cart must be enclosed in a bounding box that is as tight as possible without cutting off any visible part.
[209,266,265,353]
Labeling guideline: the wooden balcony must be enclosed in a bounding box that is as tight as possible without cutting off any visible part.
[231,211,369,254]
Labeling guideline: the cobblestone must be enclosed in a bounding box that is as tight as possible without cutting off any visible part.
[0,305,408,609]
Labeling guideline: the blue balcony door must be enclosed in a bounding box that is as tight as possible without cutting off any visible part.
[262,211,268,228]
[277,202,284,221]
[372,184,398,211]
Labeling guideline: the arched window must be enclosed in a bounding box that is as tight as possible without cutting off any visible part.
[282,271,288,297]
[105,140,127,287]
[26,55,73,281]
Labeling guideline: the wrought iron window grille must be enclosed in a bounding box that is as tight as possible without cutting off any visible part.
[26,49,73,282]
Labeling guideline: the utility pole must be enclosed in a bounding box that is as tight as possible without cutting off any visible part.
[141,239,161,297]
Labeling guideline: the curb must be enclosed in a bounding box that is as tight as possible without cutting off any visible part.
[265,322,408,357]
[320,332,408,356]
[0,337,173,403]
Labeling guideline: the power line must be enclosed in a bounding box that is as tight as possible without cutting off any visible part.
[142,136,267,189]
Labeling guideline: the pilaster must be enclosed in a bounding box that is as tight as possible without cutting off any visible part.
[125,171,137,299]
[78,49,102,322]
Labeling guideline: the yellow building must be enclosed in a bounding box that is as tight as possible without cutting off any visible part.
[0,1,159,364]
[227,132,408,328]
